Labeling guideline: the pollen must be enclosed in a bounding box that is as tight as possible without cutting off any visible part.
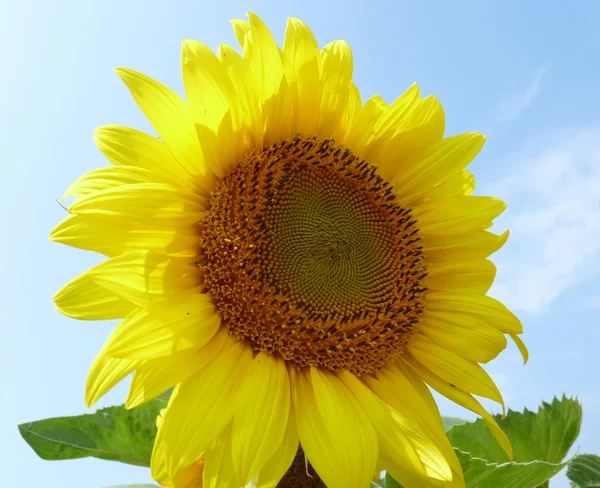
[200,136,427,375]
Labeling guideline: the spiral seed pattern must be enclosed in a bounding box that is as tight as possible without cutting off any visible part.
[199,136,427,375]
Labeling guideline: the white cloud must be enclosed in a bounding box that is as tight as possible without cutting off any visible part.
[496,66,549,124]
[486,128,600,314]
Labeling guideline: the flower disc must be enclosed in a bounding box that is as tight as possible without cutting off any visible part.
[201,136,427,374]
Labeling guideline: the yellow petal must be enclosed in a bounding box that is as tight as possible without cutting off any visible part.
[55,250,200,311]
[67,182,206,226]
[158,337,252,479]
[369,83,420,143]
[231,18,250,49]
[365,364,463,479]
[374,95,446,181]
[426,292,523,334]
[378,453,458,488]
[422,230,509,263]
[153,415,206,488]
[390,362,465,484]
[93,125,196,188]
[173,461,204,488]
[395,133,486,197]
[426,170,476,198]
[339,370,452,483]
[419,308,507,364]
[86,348,139,407]
[50,213,198,258]
[343,94,388,156]
[181,40,241,134]
[231,353,290,485]
[218,44,262,149]
[245,13,284,96]
[283,17,321,135]
[126,328,229,409]
[127,352,195,410]
[424,259,496,294]
[408,334,505,409]
[245,12,292,145]
[317,40,353,138]
[62,166,157,201]
[510,333,529,364]
[181,40,243,176]
[54,269,137,320]
[398,94,445,137]
[203,426,238,488]
[293,368,378,488]
[405,357,513,459]
[115,68,208,179]
[151,417,170,485]
[104,294,220,359]
[254,405,299,488]
[332,82,361,143]
[413,196,506,236]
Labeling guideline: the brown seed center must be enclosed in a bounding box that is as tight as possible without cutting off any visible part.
[199,136,427,375]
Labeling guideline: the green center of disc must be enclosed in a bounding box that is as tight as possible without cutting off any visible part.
[264,164,398,315]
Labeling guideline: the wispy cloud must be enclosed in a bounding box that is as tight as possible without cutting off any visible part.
[496,66,549,124]
[486,127,600,314]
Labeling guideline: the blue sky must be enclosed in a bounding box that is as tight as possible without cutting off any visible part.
[1,1,599,487]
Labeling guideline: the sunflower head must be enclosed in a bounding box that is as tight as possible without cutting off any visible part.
[52,12,526,488]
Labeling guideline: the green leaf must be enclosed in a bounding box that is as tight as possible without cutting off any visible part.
[443,416,467,432]
[455,448,568,488]
[383,472,403,487]
[154,389,172,405]
[447,395,582,464]
[18,398,164,466]
[567,454,600,487]
[383,450,567,488]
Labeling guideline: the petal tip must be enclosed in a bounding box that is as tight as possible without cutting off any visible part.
[124,398,137,410]
[246,12,263,23]
[53,288,69,313]
[407,82,421,97]
[84,378,99,408]
[181,39,199,57]
[48,225,61,243]
[510,333,529,364]
[114,67,139,83]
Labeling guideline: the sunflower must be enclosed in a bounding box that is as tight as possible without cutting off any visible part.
[51,13,527,488]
